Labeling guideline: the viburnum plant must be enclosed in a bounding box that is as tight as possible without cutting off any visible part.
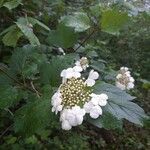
[51,57,147,130]
[0,2,149,148]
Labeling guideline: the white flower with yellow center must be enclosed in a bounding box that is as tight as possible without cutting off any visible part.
[116,67,135,90]
[51,58,108,130]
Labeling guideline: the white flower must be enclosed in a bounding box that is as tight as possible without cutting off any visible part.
[73,65,83,72]
[84,93,108,119]
[90,93,99,105]
[62,120,71,130]
[83,101,95,113]
[90,93,108,106]
[60,66,83,83]
[89,105,102,119]
[51,92,63,114]
[127,82,134,90]
[129,77,135,82]
[97,93,108,106]
[60,106,85,130]
[85,70,99,87]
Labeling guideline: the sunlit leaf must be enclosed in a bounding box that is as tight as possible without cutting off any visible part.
[60,12,91,32]
[101,9,130,35]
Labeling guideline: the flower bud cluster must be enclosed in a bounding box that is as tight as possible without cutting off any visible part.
[75,57,89,70]
[60,78,92,108]
[116,67,135,90]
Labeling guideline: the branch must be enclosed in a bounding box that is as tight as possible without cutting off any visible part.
[0,67,41,96]
[30,81,41,98]
[0,125,12,139]
[74,28,97,51]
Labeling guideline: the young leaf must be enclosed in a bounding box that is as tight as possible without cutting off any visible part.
[93,82,147,126]
[28,17,50,31]
[17,17,50,33]
[60,12,91,32]
[101,9,130,35]
[16,22,40,46]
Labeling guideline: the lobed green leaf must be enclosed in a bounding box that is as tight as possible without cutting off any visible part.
[93,82,147,126]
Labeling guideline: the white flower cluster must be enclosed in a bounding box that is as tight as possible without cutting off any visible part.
[116,67,135,90]
[51,57,108,130]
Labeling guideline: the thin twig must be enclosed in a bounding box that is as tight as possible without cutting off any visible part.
[0,125,12,139]
[31,81,41,98]
[0,67,41,95]
[4,108,14,116]
[74,28,97,51]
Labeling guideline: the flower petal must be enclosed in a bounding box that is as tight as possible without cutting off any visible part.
[60,69,66,77]
[90,106,102,119]
[89,70,99,80]
[83,101,94,113]
[73,66,83,72]
[57,105,63,111]
[98,93,108,106]
[62,120,72,130]
[65,68,74,78]
[116,74,122,79]
[116,82,126,90]
[91,97,99,105]
[85,79,95,87]
[73,71,81,78]
[127,82,134,90]
[90,112,99,119]
[75,61,80,66]
[129,77,135,82]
